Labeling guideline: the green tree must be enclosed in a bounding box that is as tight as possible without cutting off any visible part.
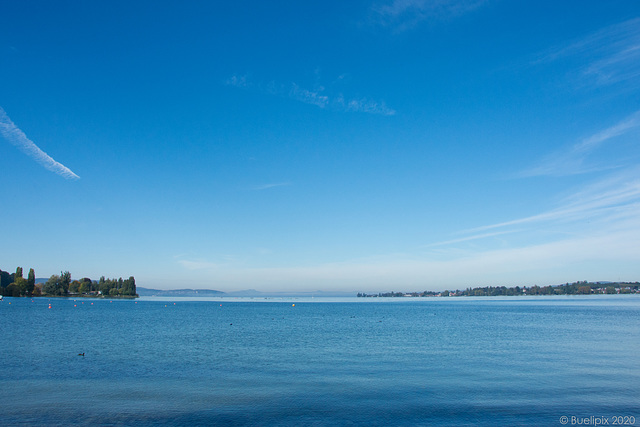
[99,280,111,296]
[78,278,93,294]
[5,283,20,297]
[81,278,93,292]
[541,286,555,295]
[121,276,136,296]
[578,286,591,295]
[27,268,35,296]
[0,269,11,288]
[60,271,71,295]
[79,281,89,293]
[43,275,62,296]
[13,277,28,296]
[69,280,81,293]
[16,267,23,279]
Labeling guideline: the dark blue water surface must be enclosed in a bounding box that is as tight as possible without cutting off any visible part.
[1,296,639,426]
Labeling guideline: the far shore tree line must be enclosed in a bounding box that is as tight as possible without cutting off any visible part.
[357,281,640,298]
[0,266,137,298]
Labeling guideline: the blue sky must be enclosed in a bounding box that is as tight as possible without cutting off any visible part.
[1,0,639,292]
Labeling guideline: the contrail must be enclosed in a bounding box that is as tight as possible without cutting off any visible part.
[0,106,80,180]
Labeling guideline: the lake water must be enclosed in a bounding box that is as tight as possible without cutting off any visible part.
[1,295,639,426]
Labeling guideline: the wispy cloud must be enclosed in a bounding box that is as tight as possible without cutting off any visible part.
[226,74,396,116]
[0,107,80,180]
[226,74,249,88]
[465,170,640,235]
[333,94,396,116]
[252,182,292,191]
[521,110,640,177]
[519,20,640,178]
[534,18,640,89]
[576,110,640,152]
[289,83,330,108]
[423,230,519,248]
[372,0,487,30]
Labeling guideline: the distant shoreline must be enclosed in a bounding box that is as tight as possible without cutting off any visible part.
[358,281,640,298]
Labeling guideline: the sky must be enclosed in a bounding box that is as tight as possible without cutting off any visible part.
[1,0,639,292]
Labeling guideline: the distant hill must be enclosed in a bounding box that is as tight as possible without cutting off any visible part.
[136,287,225,297]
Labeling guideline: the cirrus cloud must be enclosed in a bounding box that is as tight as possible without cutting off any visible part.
[0,107,80,180]
[226,74,396,116]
